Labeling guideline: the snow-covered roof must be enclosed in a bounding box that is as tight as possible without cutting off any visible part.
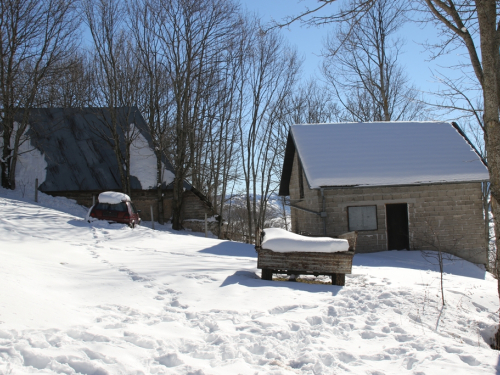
[280,122,489,192]
[19,107,180,192]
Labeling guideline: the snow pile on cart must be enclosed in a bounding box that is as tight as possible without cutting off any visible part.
[261,228,349,253]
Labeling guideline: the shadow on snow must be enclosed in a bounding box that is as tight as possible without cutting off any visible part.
[354,250,486,280]
[198,241,257,258]
[219,270,341,296]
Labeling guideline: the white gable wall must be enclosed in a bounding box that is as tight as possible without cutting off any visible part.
[0,123,48,193]
[129,125,175,189]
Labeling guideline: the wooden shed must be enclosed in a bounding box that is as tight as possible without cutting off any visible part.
[279,121,490,265]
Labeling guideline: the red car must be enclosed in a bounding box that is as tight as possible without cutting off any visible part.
[88,192,141,227]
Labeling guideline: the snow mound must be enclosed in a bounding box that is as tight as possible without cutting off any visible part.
[98,191,130,204]
[262,228,349,253]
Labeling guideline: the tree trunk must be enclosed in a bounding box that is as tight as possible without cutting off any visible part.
[475,0,500,348]
[156,152,164,225]
[1,127,13,189]
[171,172,184,230]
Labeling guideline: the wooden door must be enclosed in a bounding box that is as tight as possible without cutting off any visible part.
[386,203,409,250]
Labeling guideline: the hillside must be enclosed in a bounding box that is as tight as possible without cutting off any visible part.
[0,187,499,374]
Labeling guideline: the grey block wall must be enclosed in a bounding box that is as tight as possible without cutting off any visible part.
[289,153,488,265]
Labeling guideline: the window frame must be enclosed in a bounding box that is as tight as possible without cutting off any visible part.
[347,205,378,231]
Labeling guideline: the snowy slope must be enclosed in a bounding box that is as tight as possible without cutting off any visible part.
[0,187,499,374]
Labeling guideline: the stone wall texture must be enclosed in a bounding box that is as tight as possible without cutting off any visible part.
[289,153,488,265]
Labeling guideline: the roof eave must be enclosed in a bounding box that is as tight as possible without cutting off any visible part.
[311,178,490,190]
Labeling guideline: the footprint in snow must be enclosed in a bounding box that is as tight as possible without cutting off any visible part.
[471,302,488,312]
[155,353,183,368]
[361,331,377,339]
[365,314,379,325]
[337,352,356,364]
[306,316,323,326]
[269,305,300,315]
[459,355,481,366]
[395,334,413,342]
[170,299,188,309]
[123,331,157,349]
[444,346,462,354]
[158,288,181,296]
[118,267,150,282]
[378,292,393,299]
[404,356,419,370]
[183,273,218,283]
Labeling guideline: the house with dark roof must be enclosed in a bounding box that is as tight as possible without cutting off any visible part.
[13,107,213,227]
[279,121,490,265]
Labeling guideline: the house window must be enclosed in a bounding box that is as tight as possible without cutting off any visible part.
[298,161,304,199]
[348,205,377,231]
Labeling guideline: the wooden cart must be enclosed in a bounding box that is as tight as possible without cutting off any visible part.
[256,231,357,286]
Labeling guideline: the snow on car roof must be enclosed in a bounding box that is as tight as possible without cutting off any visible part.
[98,191,131,204]
[291,122,489,188]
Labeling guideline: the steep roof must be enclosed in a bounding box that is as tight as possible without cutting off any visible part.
[22,107,178,192]
[279,121,489,195]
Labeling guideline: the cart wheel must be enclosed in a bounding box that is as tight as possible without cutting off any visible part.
[331,273,346,286]
[261,269,273,280]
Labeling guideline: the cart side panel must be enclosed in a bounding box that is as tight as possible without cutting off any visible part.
[257,249,354,274]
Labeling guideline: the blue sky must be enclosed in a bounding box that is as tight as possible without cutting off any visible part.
[241,0,474,117]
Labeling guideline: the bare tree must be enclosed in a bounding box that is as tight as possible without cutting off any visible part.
[153,0,240,230]
[238,24,301,242]
[35,52,96,108]
[82,0,142,196]
[128,0,177,224]
[0,0,79,189]
[288,80,340,125]
[322,0,426,122]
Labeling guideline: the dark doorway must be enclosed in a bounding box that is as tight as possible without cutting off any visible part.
[386,203,409,250]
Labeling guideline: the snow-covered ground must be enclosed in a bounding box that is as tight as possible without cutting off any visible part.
[0,187,499,374]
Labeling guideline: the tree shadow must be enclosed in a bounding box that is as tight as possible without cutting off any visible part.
[219,270,341,296]
[67,218,128,230]
[198,241,257,258]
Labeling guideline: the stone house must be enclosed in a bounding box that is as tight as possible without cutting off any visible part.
[15,107,214,228]
[279,122,490,265]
